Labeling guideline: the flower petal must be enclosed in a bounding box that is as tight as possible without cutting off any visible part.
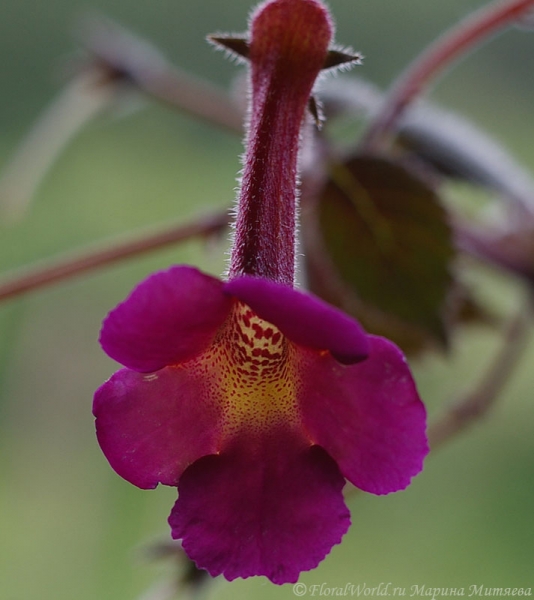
[93,366,223,489]
[300,335,428,495]
[225,276,369,364]
[100,266,232,372]
[169,429,350,584]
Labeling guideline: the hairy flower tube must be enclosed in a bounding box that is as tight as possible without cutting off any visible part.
[93,0,428,585]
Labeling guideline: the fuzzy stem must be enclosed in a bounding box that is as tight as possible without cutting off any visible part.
[228,0,332,285]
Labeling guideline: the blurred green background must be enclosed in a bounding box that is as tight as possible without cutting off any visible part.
[1,0,533,598]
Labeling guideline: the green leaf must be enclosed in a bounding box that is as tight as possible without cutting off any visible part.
[318,154,455,343]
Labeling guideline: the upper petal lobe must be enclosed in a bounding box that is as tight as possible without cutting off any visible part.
[299,335,428,495]
[225,276,369,364]
[100,266,233,372]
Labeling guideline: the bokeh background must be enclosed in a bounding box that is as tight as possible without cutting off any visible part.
[0,0,533,598]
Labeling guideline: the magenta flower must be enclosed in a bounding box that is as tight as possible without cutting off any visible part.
[94,0,428,585]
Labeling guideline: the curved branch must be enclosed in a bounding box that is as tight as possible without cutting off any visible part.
[79,14,244,134]
[428,296,531,449]
[0,210,229,303]
[361,0,534,151]
[0,69,115,221]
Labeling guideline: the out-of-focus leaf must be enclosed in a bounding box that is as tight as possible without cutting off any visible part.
[336,292,437,356]
[304,241,491,356]
[318,154,455,344]
[319,76,534,221]
[302,241,432,355]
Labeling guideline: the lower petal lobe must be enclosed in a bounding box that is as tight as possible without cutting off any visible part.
[300,336,428,495]
[169,427,350,584]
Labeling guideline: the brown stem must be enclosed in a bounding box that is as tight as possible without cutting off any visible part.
[454,218,534,283]
[80,14,244,134]
[361,0,534,152]
[428,296,531,449]
[0,211,229,303]
[0,17,243,221]
[125,64,243,134]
